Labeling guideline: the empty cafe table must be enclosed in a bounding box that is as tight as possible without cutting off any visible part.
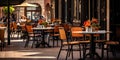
[32,27,54,48]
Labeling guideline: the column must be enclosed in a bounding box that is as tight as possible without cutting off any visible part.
[106,0,110,40]
[65,0,67,23]
[58,0,61,19]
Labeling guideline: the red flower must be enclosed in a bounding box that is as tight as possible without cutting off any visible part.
[91,18,98,23]
[38,19,44,25]
[83,20,91,27]
[83,18,100,28]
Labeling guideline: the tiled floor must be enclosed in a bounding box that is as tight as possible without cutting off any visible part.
[0,34,120,60]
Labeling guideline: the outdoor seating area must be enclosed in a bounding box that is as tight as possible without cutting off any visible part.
[0,29,120,60]
[0,23,120,60]
[0,0,120,60]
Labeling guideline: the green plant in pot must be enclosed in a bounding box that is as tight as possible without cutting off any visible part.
[3,6,15,15]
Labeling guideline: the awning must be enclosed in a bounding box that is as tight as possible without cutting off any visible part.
[14,2,38,7]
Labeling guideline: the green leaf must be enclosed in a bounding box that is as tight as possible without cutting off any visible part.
[3,6,15,14]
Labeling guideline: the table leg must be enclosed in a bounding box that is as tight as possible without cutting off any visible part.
[83,34,101,60]
[36,30,51,48]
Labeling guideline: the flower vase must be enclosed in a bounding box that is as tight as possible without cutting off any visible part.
[89,27,92,32]
[41,25,44,28]
[85,27,89,32]
[85,26,92,32]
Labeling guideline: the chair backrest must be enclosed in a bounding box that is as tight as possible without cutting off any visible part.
[0,29,5,42]
[71,27,84,38]
[21,23,26,31]
[0,24,5,27]
[25,25,33,33]
[59,28,67,41]
[12,22,17,30]
[62,23,71,32]
[54,25,60,33]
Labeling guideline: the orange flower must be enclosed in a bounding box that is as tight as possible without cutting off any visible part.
[91,18,100,28]
[83,20,91,27]
[83,18,100,28]
[38,19,48,27]
[38,19,44,25]
[91,18,98,23]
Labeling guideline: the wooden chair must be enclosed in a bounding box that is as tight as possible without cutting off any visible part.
[24,25,41,48]
[70,27,90,58]
[62,23,71,39]
[57,27,90,60]
[103,41,119,59]
[19,23,26,41]
[62,23,71,32]
[0,29,5,51]
[0,24,6,51]
[49,25,60,47]
[10,22,21,38]
[71,27,84,41]
[14,22,22,38]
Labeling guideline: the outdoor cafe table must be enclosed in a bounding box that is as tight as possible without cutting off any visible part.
[72,30,111,60]
[32,27,54,48]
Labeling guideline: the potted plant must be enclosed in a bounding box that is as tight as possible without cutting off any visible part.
[38,19,48,28]
[91,18,100,31]
[2,6,15,15]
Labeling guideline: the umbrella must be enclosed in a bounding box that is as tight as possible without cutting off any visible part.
[14,2,37,7]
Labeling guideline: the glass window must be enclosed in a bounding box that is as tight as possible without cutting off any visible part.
[27,7,36,10]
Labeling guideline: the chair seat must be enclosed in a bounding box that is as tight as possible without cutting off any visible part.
[63,41,80,45]
[94,40,106,43]
[50,34,59,36]
[28,34,41,37]
[28,32,41,37]
[79,40,90,44]
[63,40,90,45]
[105,41,119,45]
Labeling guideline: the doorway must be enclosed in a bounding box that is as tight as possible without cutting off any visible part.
[25,3,42,22]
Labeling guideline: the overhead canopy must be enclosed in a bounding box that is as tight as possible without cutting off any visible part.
[0,0,25,6]
[14,2,38,7]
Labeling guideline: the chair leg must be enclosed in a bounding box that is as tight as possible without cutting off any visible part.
[65,45,71,60]
[31,40,35,48]
[0,43,2,51]
[24,37,29,48]
[80,45,86,58]
[57,39,59,47]
[53,40,55,47]
[101,43,104,59]
[52,36,59,47]
[66,49,69,60]
[79,44,81,59]
[52,36,55,47]
[107,45,109,60]
[111,45,117,57]
[71,45,74,60]
[57,45,63,60]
